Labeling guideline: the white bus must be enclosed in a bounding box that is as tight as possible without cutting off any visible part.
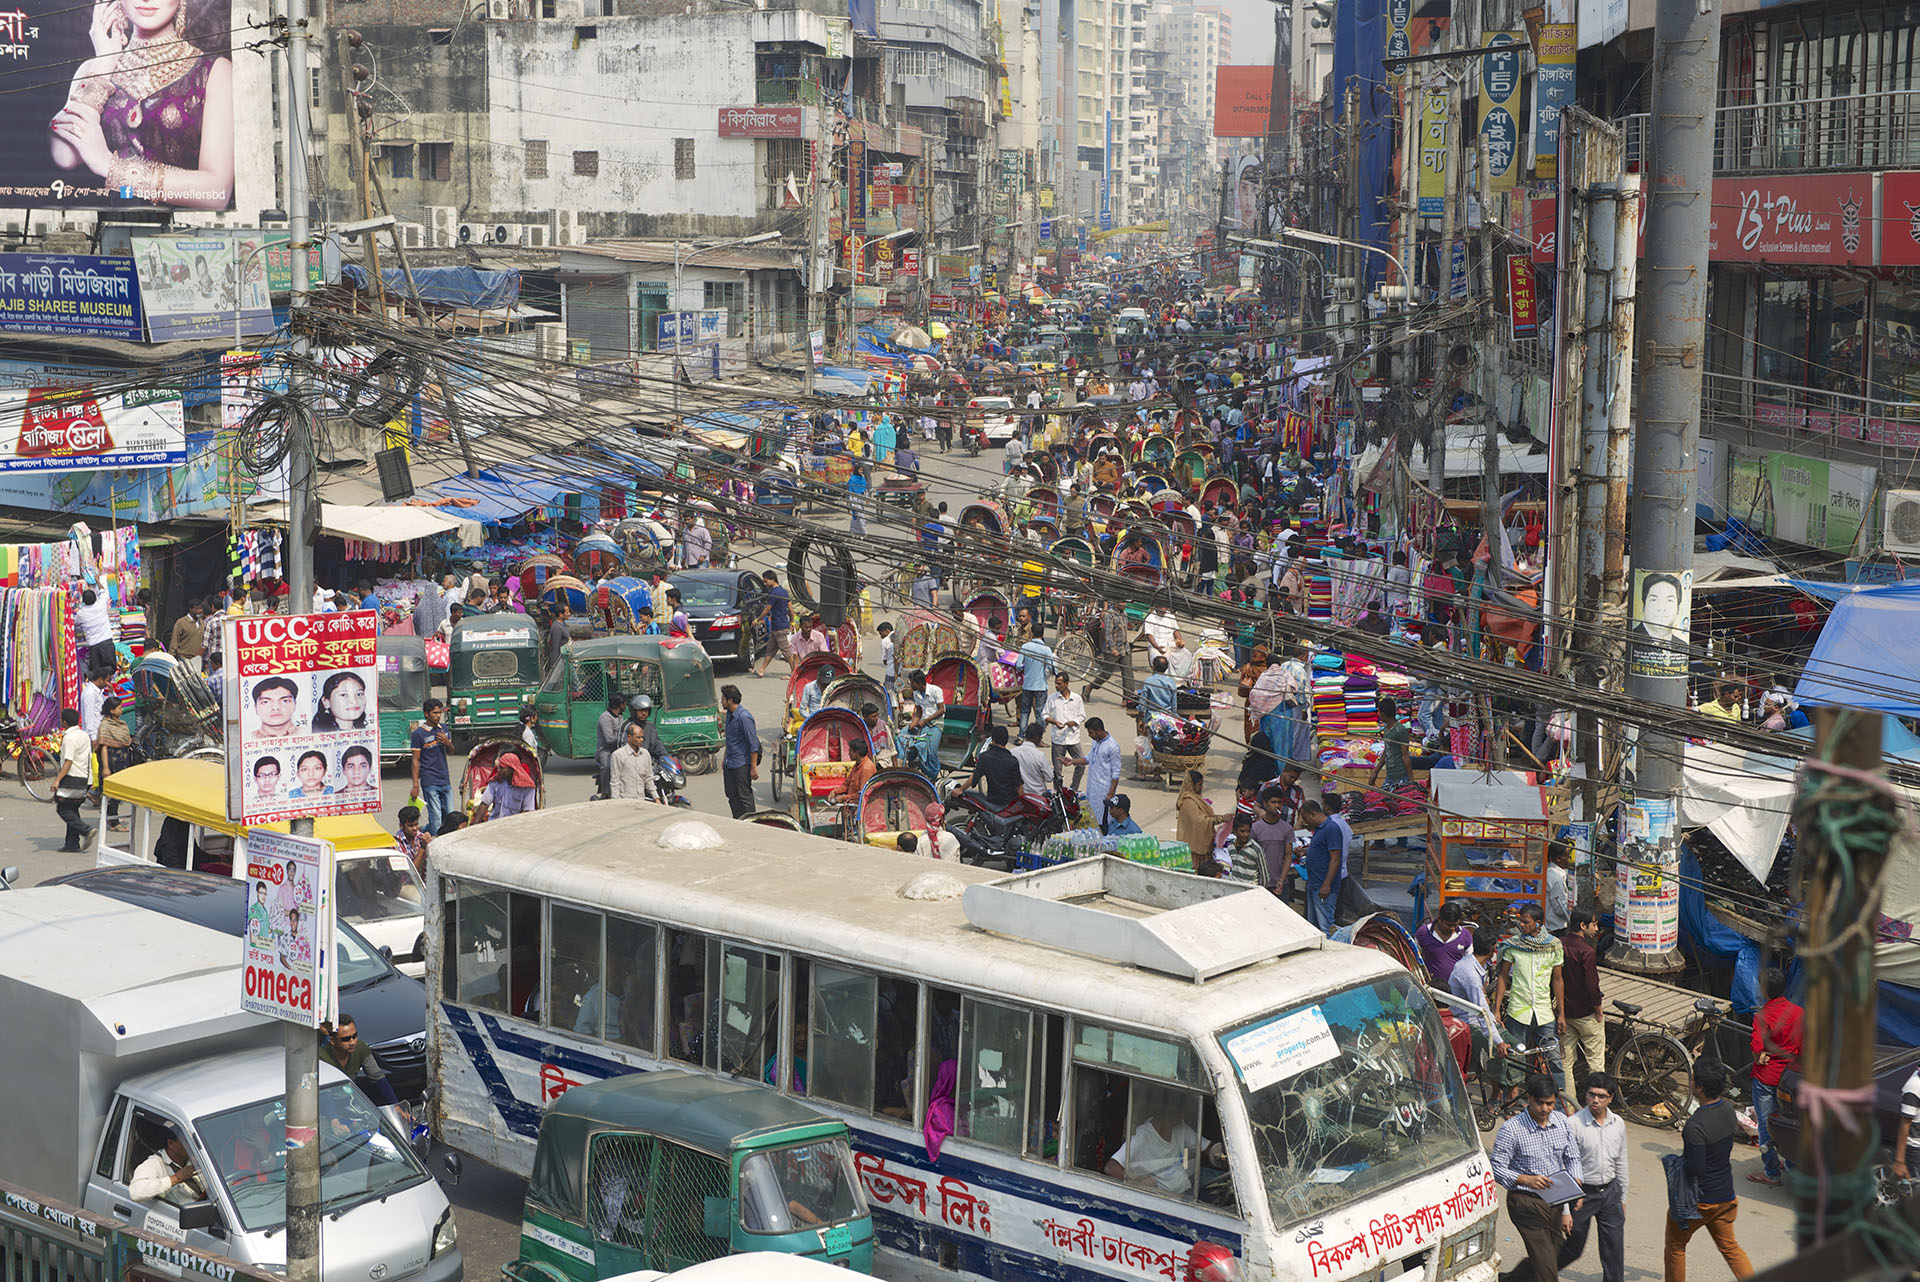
[426,804,1498,1282]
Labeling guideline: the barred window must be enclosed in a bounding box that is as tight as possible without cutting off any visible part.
[525,139,548,179]
[674,138,695,180]
[574,150,600,177]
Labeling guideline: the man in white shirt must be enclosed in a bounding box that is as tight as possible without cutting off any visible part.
[1003,435,1026,474]
[1103,1093,1221,1196]
[55,708,94,852]
[129,1133,206,1205]
[1165,631,1196,683]
[1140,608,1176,661]
[1559,1072,1628,1282]
[80,670,111,737]
[1025,388,1043,411]
[1044,673,1085,789]
[1011,722,1052,802]
[76,587,116,677]
[608,723,658,801]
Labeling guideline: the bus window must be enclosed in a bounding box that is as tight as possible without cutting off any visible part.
[958,998,1031,1154]
[922,986,961,1130]
[1103,1082,1209,1201]
[810,965,876,1111]
[874,978,917,1122]
[510,894,542,1020]
[1036,1013,1066,1160]
[454,885,510,1012]
[717,944,781,1083]
[1069,1022,1214,1201]
[666,930,710,1065]
[606,917,659,1053]
[785,957,810,1096]
[549,904,602,1035]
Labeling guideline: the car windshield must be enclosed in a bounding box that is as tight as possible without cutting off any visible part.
[738,1138,869,1235]
[197,1083,426,1232]
[671,580,736,608]
[1218,973,1479,1229]
[334,854,425,925]
[335,918,396,988]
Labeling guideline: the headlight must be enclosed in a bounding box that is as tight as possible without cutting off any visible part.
[1440,1227,1487,1276]
[433,1208,458,1258]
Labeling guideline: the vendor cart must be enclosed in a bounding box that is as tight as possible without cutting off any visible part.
[1425,768,1552,915]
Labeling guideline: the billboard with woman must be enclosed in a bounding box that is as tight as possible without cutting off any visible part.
[8,0,235,210]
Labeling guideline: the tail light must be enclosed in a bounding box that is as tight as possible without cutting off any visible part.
[712,613,741,629]
[1186,1242,1240,1282]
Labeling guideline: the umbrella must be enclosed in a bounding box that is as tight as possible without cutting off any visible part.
[929,321,950,339]
[893,325,933,349]
[909,353,943,373]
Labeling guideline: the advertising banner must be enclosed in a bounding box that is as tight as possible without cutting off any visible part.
[1386,0,1412,78]
[0,254,142,340]
[1534,24,1576,178]
[656,309,725,352]
[1881,171,1920,265]
[717,106,810,138]
[1506,255,1538,339]
[1708,173,1871,264]
[1766,453,1874,553]
[1417,87,1449,216]
[132,230,272,341]
[241,830,333,1028]
[0,384,184,473]
[1579,0,1626,49]
[1616,797,1680,953]
[899,248,921,277]
[0,0,235,212]
[223,611,383,826]
[849,141,867,232]
[264,232,322,296]
[1212,66,1275,137]
[1478,33,1522,193]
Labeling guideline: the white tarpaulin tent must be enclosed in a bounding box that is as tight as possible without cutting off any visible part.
[256,501,476,546]
[1682,739,1920,985]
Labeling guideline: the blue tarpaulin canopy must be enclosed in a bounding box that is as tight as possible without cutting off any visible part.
[1792,581,1920,714]
[816,366,872,396]
[419,476,541,525]
[339,264,521,310]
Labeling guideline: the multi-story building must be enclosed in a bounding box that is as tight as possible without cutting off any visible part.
[876,0,993,261]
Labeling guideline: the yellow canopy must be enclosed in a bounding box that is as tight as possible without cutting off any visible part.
[106,759,398,850]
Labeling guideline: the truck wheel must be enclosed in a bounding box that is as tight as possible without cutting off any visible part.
[679,747,713,775]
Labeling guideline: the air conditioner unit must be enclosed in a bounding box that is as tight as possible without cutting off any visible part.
[522,223,549,247]
[457,222,488,245]
[1885,489,1920,554]
[534,322,568,362]
[398,221,426,248]
[427,205,460,245]
[486,0,513,16]
[554,209,584,245]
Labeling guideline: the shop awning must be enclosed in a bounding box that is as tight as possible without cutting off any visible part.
[417,477,541,525]
[254,502,465,544]
[1794,581,1920,714]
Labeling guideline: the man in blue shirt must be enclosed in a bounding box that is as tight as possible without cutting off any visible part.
[720,684,760,818]
[1297,798,1342,933]
[1072,716,1122,829]
[409,698,455,833]
[1017,628,1054,727]
[1103,793,1143,837]
[1491,1075,1583,1282]
[754,571,792,678]
[1137,655,1179,716]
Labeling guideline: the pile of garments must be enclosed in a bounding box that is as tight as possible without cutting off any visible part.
[1349,782,1428,822]
[1142,710,1213,754]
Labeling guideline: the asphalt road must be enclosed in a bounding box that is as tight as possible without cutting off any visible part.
[0,438,1803,1281]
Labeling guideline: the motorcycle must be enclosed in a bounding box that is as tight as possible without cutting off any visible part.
[964,425,984,457]
[941,782,1079,871]
[655,752,692,807]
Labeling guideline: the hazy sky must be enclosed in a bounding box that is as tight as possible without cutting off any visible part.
[1212,0,1288,68]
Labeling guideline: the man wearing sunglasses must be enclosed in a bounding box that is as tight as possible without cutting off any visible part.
[318,1015,403,1114]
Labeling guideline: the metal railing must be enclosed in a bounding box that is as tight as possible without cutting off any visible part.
[0,1178,281,1282]
[1699,367,1920,468]
[1619,88,1920,174]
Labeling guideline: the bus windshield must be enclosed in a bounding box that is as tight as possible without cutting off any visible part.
[1218,973,1478,1230]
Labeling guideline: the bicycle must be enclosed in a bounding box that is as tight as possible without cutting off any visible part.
[0,719,61,802]
[1474,1032,1577,1130]
[1607,995,1740,1128]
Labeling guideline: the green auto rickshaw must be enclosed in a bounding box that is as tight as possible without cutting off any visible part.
[506,1071,874,1281]
[535,635,723,774]
[448,613,543,741]
[376,634,430,764]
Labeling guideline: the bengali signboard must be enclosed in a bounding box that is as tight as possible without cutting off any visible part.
[1707,173,1871,264]
[1506,254,1538,340]
[0,254,142,340]
[717,106,810,138]
[1417,87,1449,216]
[240,829,334,1028]
[132,230,272,341]
[223,611,383,826]
[0,0,236,211]
[0,384,184,473]
[1478,34,1522,193]
[1881,171,1920,265]
[1534,24,1576,179]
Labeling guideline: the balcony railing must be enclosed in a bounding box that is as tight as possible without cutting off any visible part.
[757,77,823,105]
[1620,88,1920,175]
[1700,367,1920,459]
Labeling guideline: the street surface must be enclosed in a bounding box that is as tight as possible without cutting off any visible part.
[0,444,1800,1280]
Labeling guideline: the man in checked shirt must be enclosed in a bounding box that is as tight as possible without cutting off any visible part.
[1492,1074,1584,1282]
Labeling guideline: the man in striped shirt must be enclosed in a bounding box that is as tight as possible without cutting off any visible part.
[1492,1074,1583,1282]
[1214,810,1266,884]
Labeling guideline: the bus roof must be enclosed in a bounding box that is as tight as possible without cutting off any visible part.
[429,803,1394,1039]
[105,759,398,851]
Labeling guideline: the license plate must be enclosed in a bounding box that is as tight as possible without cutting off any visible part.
[824,1224,852,1255]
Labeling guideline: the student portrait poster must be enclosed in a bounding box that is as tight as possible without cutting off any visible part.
[223,610,382,826]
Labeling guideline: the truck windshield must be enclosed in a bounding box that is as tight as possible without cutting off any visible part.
[198,1084,427,1232]
[1217,973,1479,1230]
[738,1138,868,1235]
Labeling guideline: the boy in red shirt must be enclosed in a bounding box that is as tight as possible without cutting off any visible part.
[1749,967,1803,1186]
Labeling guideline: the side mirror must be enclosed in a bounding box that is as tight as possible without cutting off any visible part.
[378,945,395,963]
[0,866,17,888]
[178,1203,221,1232]
[439,1151,463,1186]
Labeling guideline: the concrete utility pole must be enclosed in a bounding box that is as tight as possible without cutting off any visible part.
[282,0,321,1275]
[1620,0,1722,973]
[1429,76,1458,498]
[804,91,831,397]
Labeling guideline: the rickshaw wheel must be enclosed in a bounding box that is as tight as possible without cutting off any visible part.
[18,744,55,801]
[770,741,787,801]
[678,747,713,775]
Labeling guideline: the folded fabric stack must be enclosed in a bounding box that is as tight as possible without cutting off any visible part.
[1305,570,1334,622]
[1344,674,1380,737]
[1311,674,1347,738]
[1317,739,1382,770]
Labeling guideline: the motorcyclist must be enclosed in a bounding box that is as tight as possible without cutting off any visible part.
[626,695,665,764]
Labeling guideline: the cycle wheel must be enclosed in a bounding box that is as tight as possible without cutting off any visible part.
[19,745,55,801]
[770,739,787,802]
[1611,1031,1695,1127]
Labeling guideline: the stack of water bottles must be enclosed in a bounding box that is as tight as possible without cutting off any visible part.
[1021,832,1195,871]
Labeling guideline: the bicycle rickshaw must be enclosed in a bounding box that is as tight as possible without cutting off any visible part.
[1112,527,1169,588]
[792,707,874,839]
[613,518,674,575]
[770,652,849,799]
[571,533,625,578]
[823,674,897,760]
[516,552,571,598]
[585,577,656,635]
[925,654,989,769]
[856,766,941,850]
[461,735,547,815]
[128,652,221,762]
